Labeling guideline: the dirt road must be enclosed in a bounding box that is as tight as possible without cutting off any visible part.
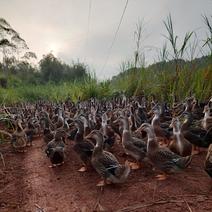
[0,138,212,211]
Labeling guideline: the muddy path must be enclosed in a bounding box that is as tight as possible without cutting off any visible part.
[0,138,212,212]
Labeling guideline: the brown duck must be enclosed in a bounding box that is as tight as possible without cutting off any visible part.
[118,116,147,170]
[140,123,192,180]
[169,117,192,156]
[86,130,130,186]
[204,144,212,178]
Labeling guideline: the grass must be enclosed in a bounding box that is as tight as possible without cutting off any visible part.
[0,78,114,104]
[111,59,212,103]
[1,60,211,105]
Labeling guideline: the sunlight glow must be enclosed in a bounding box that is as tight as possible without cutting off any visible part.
[48,42,61,55]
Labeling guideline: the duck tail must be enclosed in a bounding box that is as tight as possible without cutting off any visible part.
[109,164,131,184]
[176,155,192,169]
[51,150,64,164]
[204,127,212,144]
[119,164,131,182]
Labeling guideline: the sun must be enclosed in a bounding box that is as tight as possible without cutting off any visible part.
[48,43,60,55]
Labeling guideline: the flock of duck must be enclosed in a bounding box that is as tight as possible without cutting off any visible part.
[0,95,212,186]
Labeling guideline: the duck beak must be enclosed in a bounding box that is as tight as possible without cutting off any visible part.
[140,127,145,131]
[112,119,120,124]
[69,122,76,129]
[124,160,131,168]
[136,123,147,132]
[136,125,143,133]
[17,121,23,130]
[85,132,93,140]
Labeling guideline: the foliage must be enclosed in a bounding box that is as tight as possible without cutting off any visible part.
[0,15,211,104]
[202,15,212,54]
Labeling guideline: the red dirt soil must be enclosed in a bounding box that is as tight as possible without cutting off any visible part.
[0,138,212,212]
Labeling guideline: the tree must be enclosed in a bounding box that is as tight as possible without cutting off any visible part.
[0,18,37,78]
[39,53,64,83]
[39,53,88,83]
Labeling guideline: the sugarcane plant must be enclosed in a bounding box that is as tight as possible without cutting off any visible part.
[163,14,193,95]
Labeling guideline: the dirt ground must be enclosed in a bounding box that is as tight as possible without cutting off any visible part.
[0,137,212,212]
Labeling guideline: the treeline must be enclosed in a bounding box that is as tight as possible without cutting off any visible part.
[0,18,88,87]
[0,53,89,87]
[0,14,212,104]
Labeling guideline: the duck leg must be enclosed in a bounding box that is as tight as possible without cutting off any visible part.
[56,161,65,166]
[18,149,27,153]
[126,160,141,170]
[78,163,87,172]
[192,145,200,155]
[155,173,168,181]
[96,178,112,187]
[49,164,57,168]
[96,179,106,187]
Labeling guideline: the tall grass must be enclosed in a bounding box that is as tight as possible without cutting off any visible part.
[111,60,212,103]
[0,62,211,105]
[0,14,211,105]
[0,77,115,104]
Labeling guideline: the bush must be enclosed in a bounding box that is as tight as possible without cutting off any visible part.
[0,77,7,88]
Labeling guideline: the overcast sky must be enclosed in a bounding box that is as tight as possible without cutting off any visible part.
[0,0,211,79]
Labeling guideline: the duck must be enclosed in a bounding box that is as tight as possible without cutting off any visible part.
[128,105,137,131]
[118,116,147,170]
[69,119,94,172]
[134,102,148,128]
[202,105,212,131]
[180,113,212,153]
[45,129,66,167]
[204,144,212,178]
[172,102,185,117]
[67,124,78,141]
[54,108,65,129]
[0,119,27,153]
[11,119,27,152]
[110,112,123,140]
[191,97,204,120]
[140,123,192,180]
[86,130,130,186]
[151,106,171,145]
[101,113,116,150]
[24,118,40,146]
[43,127,55,144]
[79,115,91,136]
[169,117,192,156]
[160,102,172,123]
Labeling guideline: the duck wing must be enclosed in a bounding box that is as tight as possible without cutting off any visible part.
[149,147,192,172]
[73,140,94,153]
[124,138,146,161]
[205,144,212,178]
[50,146,65,164]
[132,137,147,149]
[92,151,120,178]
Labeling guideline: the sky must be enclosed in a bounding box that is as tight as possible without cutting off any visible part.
[0,0,211,79]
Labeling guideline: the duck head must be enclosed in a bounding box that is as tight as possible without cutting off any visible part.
[86,130,104,149]
[114,115,130,131]
[16,118,23,131]
[55,129,66,141]
[170,117,181,135]
[203,105,211,117]
[140,123,158,151]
